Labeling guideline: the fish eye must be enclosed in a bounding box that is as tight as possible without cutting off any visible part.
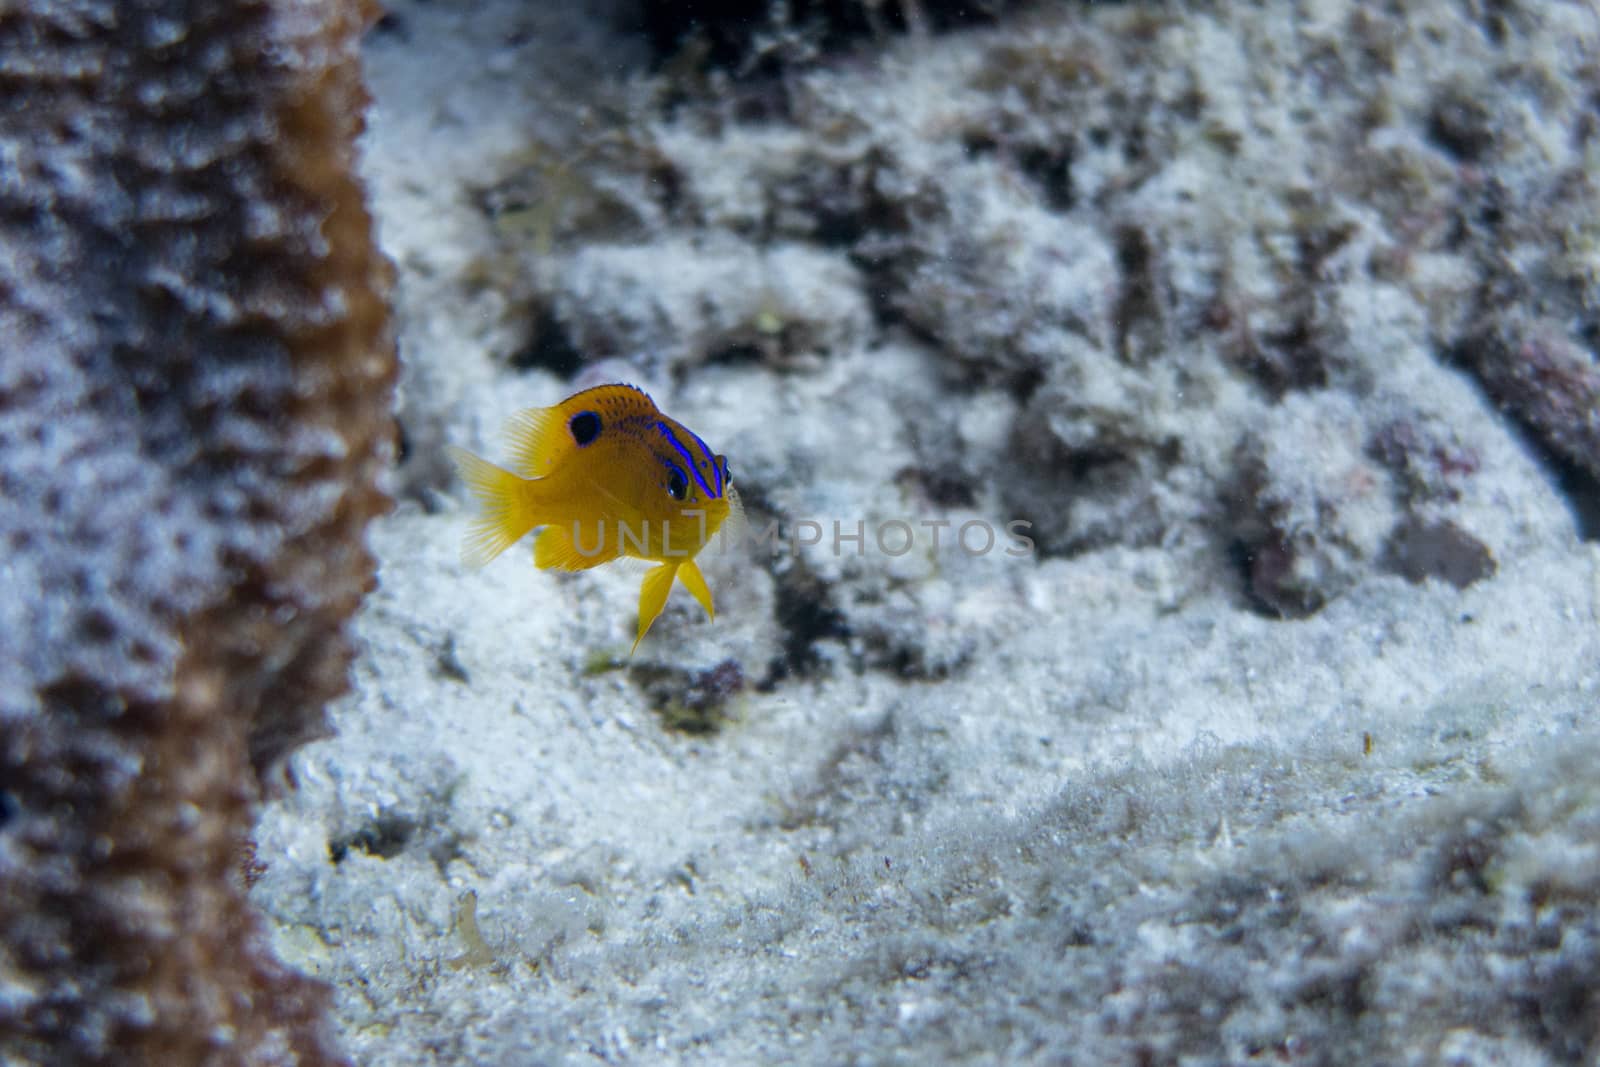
[569,410,601,446]
[666,467,688,501]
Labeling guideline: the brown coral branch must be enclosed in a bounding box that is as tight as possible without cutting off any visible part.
[0,1,394,1064]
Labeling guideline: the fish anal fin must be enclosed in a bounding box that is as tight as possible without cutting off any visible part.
[676,558,715,620]
[534,522,616,571]
[633,562,678,655]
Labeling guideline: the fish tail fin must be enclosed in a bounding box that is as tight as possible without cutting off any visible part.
[448,445,539,568]
[677,558,715,620]
[632,562,678,655]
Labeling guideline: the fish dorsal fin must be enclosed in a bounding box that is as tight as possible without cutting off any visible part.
[505,383,660,478]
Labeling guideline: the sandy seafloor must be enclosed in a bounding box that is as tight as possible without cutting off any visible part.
[251,2,1600,1063]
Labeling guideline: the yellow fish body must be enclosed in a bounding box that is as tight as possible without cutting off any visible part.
[449,384,739,651]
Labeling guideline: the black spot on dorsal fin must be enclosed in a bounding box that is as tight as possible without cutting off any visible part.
[569,410,601,446]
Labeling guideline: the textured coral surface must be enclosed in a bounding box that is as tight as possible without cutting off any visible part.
[0,1,393,1063]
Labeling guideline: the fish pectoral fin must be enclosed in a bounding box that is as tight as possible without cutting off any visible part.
[632,562,678,655]
[533,523,615,571]
[676,558,715,621]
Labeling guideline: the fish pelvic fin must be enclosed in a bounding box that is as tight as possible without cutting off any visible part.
[677,557,715,620]
[449,446,538,568]
[632,562,678,655]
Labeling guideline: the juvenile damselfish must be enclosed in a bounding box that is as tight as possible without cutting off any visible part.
[450,384,739,651]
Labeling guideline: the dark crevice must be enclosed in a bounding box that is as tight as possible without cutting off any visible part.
[1016,143,1076,212]
[706,340,766,366]
[639,0,1017,75]
[1112,224,1161,364]
[1548,448,1600,541]
[1007,365,1046,406]
[328,812,417,864]
[767,555,850,686]
[509,306,584,378]
[894,465,976,509]
[1426,87,1494,162]
[1229,537,1302,620]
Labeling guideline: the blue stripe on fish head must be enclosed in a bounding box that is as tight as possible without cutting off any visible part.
[688,428,721,496]
[655,420,716,498]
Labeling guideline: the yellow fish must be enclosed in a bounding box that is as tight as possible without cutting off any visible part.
[449,384,739,652]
